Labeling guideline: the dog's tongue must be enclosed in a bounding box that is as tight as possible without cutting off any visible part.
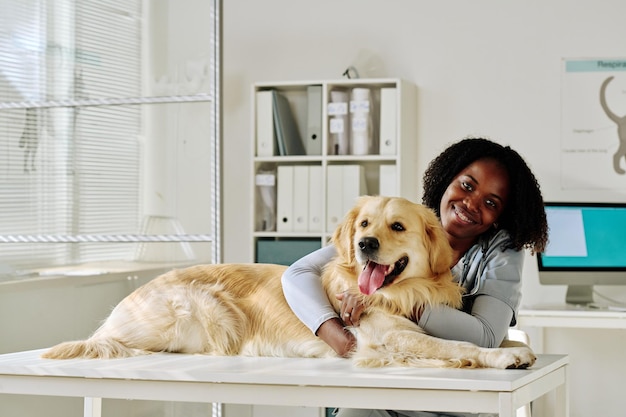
[358,261,387,295]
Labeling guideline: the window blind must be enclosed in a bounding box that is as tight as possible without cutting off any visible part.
[0,0,221,275]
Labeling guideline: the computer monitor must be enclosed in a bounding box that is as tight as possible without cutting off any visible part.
[537,202,626,306]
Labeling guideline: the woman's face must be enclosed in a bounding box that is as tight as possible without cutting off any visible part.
[439,158,510,245]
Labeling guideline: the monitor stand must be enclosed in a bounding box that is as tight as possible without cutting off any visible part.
[565,285,594,305]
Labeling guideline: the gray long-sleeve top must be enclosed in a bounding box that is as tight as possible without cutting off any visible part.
[281,229,524,348]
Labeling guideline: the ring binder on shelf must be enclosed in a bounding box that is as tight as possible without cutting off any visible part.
[276,165,294,232]
[273,91,305,156]
[306,86,323,156]
[328,90,350,155]
[350,87,373,155]
[255,171,277,231]
[379,87,397,155]
[255,91,276,157]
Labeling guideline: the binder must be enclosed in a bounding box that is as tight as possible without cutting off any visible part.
[306,86,322,156]
[273,91,305,156]
[350,87,373,155]
[379,87,397,155]
[326,165,369,232]
[256,91,275,156]
[328,90,350,155]
[308,165,323,232]
[292,165,309,232]
[326,165,344,232]
[379,164,398,197]
[255,171,276,231]
[276,165,294,232]
[341,165,368,217]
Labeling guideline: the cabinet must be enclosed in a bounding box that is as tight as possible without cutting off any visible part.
[251,78,417,264]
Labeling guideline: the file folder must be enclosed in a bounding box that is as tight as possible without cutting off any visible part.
[276,165,294,232]
[350,87,373,155]
[292,165,310,232]
[328,90,350,155]
[341,165,368,219]
[255,171,277,231]
[326,165,344,232]
[379,164,398,197]
[256,90,275,157]
[379,88,397,156]
[326,165,368,232]
[308,165,323,232]
[273,91,305,156]
[306,86,322,156]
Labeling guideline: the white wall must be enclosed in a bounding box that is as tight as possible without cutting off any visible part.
[222,1,626,416]
[222,0,626,261]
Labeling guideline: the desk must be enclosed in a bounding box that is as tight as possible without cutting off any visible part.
[517,306,625,416]
[518,305,626,329]
[518,305,626,356]
[0,349,568,417]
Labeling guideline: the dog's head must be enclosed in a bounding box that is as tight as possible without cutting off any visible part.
[331,196,461,309]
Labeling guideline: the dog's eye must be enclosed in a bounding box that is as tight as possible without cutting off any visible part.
[360,220,368,227]
[391,222,405,232]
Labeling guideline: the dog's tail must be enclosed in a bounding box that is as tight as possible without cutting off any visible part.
[41,337,144,359]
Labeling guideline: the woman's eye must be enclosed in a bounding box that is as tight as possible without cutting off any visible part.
[461,181,473,191]
[485,199,497,208]
[391,222,405,232]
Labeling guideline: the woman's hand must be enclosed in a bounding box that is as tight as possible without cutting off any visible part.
[316,318,356,358]
[337,291,366,327]
[314,291,366,358]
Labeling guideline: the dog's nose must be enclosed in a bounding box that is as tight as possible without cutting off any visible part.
[358,237,379,254]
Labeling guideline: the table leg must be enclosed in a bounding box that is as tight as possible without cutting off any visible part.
[498,392,514,417]
[554,365,570,417]
[84,397,102,417]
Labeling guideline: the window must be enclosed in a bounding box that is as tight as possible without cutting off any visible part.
[0,0,221,276]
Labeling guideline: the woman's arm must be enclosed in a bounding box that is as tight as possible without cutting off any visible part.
[340,290,513,348]
[418,296,513,348]
[419,242,524,348]
[281,245,356,357]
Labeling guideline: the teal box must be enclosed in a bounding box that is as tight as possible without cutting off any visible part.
[255,238,321,266]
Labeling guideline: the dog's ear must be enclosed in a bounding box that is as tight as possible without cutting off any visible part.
[331,196,366,264]
[421,207,453,275]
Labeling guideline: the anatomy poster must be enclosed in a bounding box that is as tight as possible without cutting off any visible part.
[561,58,626,189]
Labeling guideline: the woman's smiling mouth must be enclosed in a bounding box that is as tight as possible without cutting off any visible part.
[454,206,477,224]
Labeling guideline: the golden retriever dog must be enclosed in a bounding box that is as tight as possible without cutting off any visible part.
[43,196,535,369]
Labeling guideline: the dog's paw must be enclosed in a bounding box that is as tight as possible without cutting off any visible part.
[486,346,536,369]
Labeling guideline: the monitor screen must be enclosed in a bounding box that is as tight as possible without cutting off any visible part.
[537,202,626,305]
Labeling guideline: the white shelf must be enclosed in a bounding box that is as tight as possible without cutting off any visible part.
[251,78,418,263]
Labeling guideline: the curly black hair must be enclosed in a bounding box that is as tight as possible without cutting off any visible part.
[422,137,548,253]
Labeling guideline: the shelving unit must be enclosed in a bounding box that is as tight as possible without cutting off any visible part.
[251,78,417,264]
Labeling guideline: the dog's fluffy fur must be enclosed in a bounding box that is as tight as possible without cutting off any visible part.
[43,196,535,369]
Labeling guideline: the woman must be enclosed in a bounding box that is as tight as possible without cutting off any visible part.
[281,137,548,417]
